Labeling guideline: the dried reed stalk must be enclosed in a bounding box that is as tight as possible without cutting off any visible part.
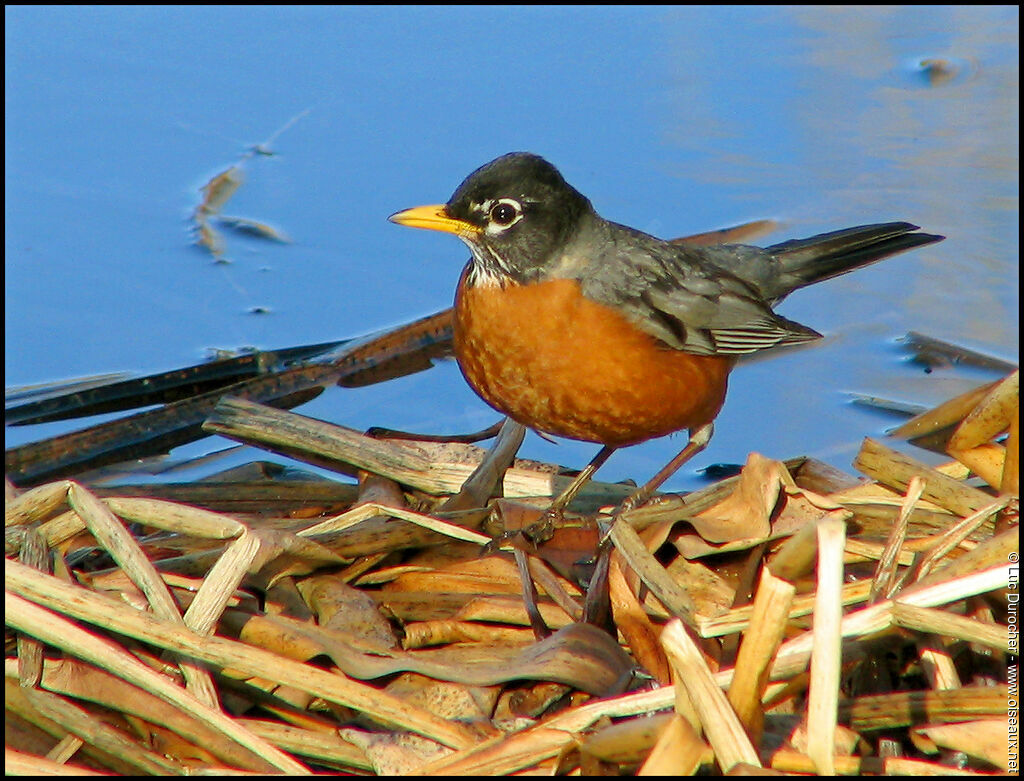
[5,357,1016,775]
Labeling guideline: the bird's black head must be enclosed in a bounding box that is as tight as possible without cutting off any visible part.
[390,152,593,285]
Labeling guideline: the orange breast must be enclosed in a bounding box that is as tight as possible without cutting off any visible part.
[454,273,734,447]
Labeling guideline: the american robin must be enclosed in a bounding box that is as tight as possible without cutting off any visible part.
[390,152,944,511]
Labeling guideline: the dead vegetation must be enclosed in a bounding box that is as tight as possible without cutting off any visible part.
[4,360,1017,775]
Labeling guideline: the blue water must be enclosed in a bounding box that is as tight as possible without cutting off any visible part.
[5,6,1018,491]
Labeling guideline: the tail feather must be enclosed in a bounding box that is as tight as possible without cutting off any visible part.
[768,221,944,294]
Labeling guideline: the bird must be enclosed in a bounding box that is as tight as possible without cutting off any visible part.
[390,152,944,515]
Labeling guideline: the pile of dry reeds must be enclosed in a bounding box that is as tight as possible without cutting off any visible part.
[5,368,1018,775]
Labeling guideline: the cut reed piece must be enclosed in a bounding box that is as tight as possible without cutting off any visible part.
[609,519,697,626]
[726,567,796,742]
[4,480,74,527]
[5,592,307,773]
[92,479,361,514]
[806,515,846,776]
[854,438,1000,517]
[660,619,761,772]
[947,369,1018,451]
[914,718,1012,771]
[889,379,1001,441]
[5,680,183,774]
[913,525,1019,587]
[16,526,48,688]
[637,713,709,775]
[698,580,872,639]
[947,443,1007,490]
[6,560,477,750]
[882,756,1002,776]
[893,603,1009,652]
[5,655,290,771]
[766,563,1010,683]
[768,516,821,581]
[416,727,574,776]
[180,529,262,635]
[868,476,922,602]
[440,417,525,511]
[838,685,1009,731]
[205,396,631,504]
[916,632,962,691]
[608,556,669,684]
[899,497,1009,585]
[581,710,674,765]
[238,719,371,770]
[767,748,872,775]
[299,502,491,546]
[102,496,246,539]
[1002,409,1019,493]
[4,748,107,776]
[68,482,219,708]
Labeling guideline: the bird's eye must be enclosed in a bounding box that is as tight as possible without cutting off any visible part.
[489,199,521,227]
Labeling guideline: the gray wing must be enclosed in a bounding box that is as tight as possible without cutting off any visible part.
[577,232,822,357]
[636,279,822,356]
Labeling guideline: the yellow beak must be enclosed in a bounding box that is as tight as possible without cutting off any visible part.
[388,204,481,237]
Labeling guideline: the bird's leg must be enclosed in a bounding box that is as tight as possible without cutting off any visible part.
[550,445,618,514]
[522,445,617,545]
[613,422,714,521]
[583,423,714,627]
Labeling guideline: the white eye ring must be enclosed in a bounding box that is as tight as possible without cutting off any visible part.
[485,198,523,233]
